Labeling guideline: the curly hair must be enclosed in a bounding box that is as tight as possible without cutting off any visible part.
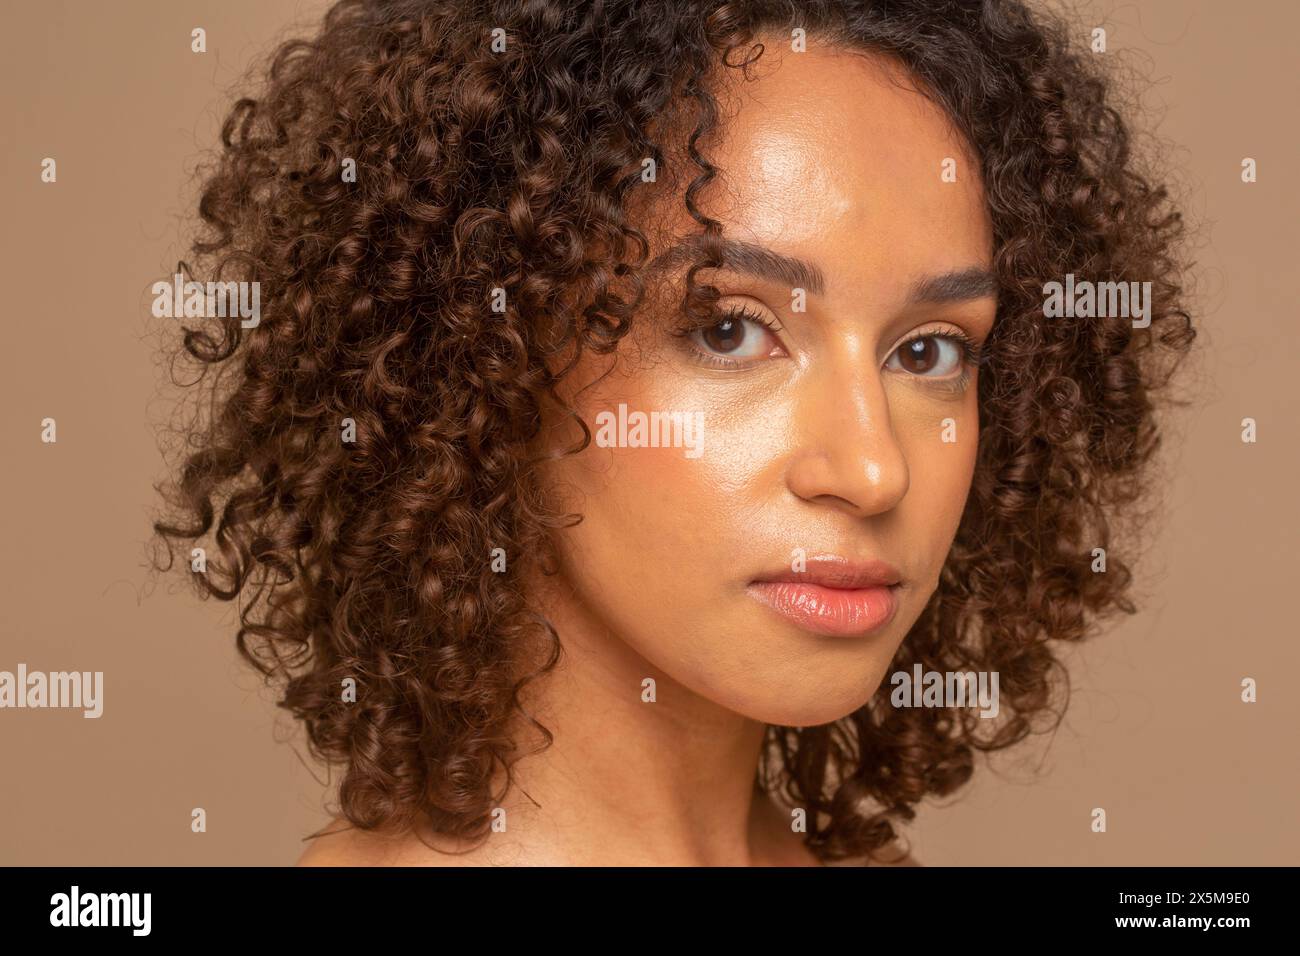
[151,0,1195,863]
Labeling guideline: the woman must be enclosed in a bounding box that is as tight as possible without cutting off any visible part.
[153,0,1194,866]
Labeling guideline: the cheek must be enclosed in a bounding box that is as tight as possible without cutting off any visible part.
[544,328,767,564]
[562,448,711,559]
[539,362,726,615]
[891,389,980,588]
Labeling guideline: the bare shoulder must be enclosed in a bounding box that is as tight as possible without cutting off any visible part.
[296,818,398,866]
[825,846,922,867]
[296,817,488,867]
[866,850,922,867]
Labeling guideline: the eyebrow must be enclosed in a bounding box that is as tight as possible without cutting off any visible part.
[908,267,998,304]
[648,235,827,296]
[648,235,997,305]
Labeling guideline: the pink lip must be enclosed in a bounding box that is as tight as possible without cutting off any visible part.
[747,556,902,637]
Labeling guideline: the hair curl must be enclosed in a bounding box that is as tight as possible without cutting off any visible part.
[152,0,1195,863]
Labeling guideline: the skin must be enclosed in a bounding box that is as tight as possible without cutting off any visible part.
[300,43,995,867]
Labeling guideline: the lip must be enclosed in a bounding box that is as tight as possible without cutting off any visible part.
[747,556,902,637]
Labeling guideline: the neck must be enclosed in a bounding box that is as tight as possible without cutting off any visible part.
[494,574,782,866]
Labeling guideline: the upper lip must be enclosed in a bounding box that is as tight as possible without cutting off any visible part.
[750,555,903,589]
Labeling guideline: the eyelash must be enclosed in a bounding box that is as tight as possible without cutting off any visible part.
[891,325,983,393]
[673,305,784,369]
[677,306,983,389]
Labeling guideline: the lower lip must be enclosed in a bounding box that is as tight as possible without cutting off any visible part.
[746,582,899,637]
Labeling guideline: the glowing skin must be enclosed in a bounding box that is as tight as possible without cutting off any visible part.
[301,46,996,867]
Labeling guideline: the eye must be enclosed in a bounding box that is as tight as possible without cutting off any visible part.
[688,306,783,362]
[885,333,970,377]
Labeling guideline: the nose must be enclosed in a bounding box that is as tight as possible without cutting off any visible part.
[784,363,909,519]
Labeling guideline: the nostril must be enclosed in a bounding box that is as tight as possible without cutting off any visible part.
[809,493,867,514]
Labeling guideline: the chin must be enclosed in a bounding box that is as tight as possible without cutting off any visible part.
[707,667,889,728]
[741,694,876,729]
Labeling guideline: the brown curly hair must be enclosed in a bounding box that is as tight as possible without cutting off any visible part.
[151,0,1195,863]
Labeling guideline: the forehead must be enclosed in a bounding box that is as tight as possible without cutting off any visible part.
[671,44,992,290]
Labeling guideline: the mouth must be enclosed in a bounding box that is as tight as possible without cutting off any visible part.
[746,555,902,638]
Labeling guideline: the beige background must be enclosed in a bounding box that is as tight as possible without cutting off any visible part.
[1,0,1295,865]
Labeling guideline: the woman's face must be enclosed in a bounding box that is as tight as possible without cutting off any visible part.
[537,46,996,726]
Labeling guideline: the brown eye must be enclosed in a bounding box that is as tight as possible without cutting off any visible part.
[703,315,746,353]
[897,337,939,373]
[687,307,783,363]
[885,334,966,378]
